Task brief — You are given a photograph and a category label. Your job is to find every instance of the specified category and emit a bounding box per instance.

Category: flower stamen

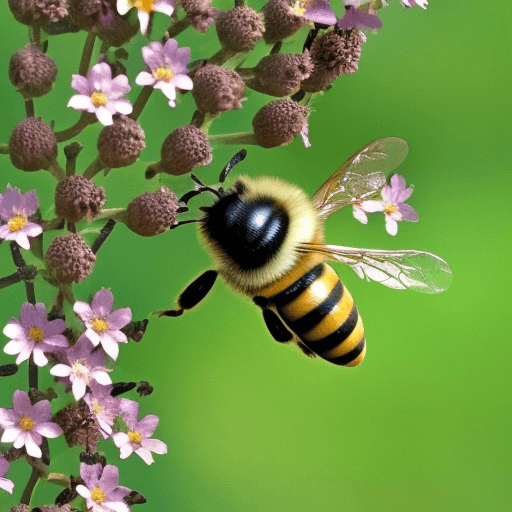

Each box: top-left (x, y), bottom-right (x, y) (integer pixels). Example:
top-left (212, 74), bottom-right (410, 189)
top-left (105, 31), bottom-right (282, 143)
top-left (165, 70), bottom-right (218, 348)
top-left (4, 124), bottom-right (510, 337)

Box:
top-left (18, 415), bottom-right (36, 431)
top-left (384, 203), bottom-right (399, 215)
top-left (90, 486), bottom-right (106, 503)
top-left (129, 0), bottom-right (155, 12)
top-left (8, 215), bottom-right (28, 232)
top-left (91, 91), bottom-right (108, 107)
top-left (92, 318), bottom-right (109, 334)
top-left (29, 326), bottom-right (45, 343)
top-left (153, 66), bottom-right (174, 82)
top-left (128, 430), bottom-right (143, 444)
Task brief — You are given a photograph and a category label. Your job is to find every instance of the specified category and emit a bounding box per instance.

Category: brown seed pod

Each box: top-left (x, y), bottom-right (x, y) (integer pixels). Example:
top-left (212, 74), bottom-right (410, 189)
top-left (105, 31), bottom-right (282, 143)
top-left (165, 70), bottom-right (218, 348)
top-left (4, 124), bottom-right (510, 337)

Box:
top-left (9, 44), bottom-right (58, 100)
top-left (125, 187), bottom-right (179, 236)
top-left (9, 117), bottom-right (58, 172)
top-left (216, 6), bottom-right (265, 53)
top-left (97, 116), bottom-right (146, 168)
top-left (160, 124), bottom-right (213, 176)
top-left (45, 234), bottom-right (96, 283)
top-left (252, 99), bottom-right (310, 148)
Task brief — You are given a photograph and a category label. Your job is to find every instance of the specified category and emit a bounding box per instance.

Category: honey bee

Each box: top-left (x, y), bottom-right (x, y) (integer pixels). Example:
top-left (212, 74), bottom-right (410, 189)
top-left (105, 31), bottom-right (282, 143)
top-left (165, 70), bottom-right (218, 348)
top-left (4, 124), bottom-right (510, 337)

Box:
top-left (159, 138), bottom-right (452, 366)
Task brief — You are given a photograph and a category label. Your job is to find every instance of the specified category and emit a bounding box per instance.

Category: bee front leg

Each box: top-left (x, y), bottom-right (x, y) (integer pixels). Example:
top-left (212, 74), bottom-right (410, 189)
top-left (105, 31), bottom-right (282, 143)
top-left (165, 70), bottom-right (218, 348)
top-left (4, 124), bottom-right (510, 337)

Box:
top-left (157, 270), bottom-right (218, 317)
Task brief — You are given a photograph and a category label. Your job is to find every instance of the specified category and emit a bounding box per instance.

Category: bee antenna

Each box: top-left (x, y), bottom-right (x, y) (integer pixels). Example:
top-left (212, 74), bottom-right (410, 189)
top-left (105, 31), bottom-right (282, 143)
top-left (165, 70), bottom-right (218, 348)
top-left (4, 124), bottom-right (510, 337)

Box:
top-left (218, 149), bottom-right (247, 183)
top-left (170, 219), bottom-right (202, 229)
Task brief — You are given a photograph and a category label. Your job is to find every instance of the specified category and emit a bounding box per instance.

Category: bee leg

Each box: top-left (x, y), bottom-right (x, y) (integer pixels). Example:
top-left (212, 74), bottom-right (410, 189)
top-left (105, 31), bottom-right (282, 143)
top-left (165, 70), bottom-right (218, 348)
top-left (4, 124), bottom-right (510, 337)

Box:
top-left (297, 342), bottom-right (316, 358)
top-left (261, 309), bottom-right (294, 343)
top-left (156, 270), bottom-right (218, 317)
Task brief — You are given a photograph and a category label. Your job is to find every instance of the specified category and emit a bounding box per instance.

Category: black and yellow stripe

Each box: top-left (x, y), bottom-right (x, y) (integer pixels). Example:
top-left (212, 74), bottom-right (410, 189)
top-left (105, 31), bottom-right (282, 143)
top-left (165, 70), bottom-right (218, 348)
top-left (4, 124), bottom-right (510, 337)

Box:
top-left (258, 263), bottom-right (366, 367)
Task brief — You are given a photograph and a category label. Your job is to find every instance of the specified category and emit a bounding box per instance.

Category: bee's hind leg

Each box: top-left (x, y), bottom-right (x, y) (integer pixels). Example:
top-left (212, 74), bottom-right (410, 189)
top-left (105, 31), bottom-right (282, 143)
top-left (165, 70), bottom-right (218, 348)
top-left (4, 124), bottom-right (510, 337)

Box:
top-left (156, 270), bottom-right (218, 317)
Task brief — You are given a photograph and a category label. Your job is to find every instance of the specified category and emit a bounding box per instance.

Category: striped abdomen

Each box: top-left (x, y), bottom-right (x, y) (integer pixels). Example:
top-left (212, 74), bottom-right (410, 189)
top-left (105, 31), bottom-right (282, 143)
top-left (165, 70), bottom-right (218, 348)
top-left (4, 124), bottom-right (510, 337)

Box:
top-left (260, 263), bottom-right (366, 367)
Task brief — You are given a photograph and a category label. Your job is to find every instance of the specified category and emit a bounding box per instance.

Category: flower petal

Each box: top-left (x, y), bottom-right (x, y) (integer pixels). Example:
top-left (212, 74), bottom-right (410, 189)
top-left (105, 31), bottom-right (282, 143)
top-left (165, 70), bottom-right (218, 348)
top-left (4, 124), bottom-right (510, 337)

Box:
top-left (134, 447), bottom-right (155, 464)
top-left (171, 74), bottom-right (193, 91)
top-left (107, 307), bottom-right (132, 330)
top-left (399, 203), bottom-right (419, 222)
top-left (35, 422), bottom-right (63, 438)
top-left (71, 74), bottom-right (91, 95)
top-left (67, 94), bottom-right (94, 111)
top-left (3, 320), bottom-right (25, 340)
top-left (385, 216), bottom-right (398, 236)
top-left (101, 335), bottom-right (119, 360)
top-left (1, 427), bottom-right (21, 443)
top-left (50, 364), bottom-right (72, 377)
top-left (74, 301), bottom-right (94, 322)
top-left (142, 437), bottom-right (168, 455)
top-left (135, 72), bottom-right (156, 87)
top-left (92, 289), bottom-right (114, 317)
top-left (352, 205), bottom-right (368, 224)
top-left (24, 434), bottom-right (42, 458)
top-left (95, 106), bottom-right (114, 126)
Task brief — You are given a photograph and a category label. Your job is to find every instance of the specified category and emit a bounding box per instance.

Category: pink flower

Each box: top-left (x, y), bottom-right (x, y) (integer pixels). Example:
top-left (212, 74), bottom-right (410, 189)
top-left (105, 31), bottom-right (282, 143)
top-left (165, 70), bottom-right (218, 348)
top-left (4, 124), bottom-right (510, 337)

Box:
top-left (84, 384), bottom-right (120, 437)
top-left (3, 302), bottom-right (69, 367)
top-left (67, 63), bottom-right (132, 126)
top-left (401, 0), bottom-right (428, 8)
top-left (0, 185), bottom-right (43, 250)
top-left (77, 463), bottom-right (131, 512)
top-left (50, 338), bottom-right (112, 400)
top-left (73, 289), bottom-right (132, 360)
top-left (360, 174), bottom-right (419, 236)
top-left (113, 399), bottom-right (167, 464)
top-left (288, 0), bottom-right (337, 26)
top-left (0, 455), bottom-right (14, 494)
top-left (135, 39), bottom-right (193, 108)
top-left (117, 0), bottom-right (174, 35)
top-left (337, 3), bottom-right (382, 31)
top-left (0, 390), bottom-right (63, 458)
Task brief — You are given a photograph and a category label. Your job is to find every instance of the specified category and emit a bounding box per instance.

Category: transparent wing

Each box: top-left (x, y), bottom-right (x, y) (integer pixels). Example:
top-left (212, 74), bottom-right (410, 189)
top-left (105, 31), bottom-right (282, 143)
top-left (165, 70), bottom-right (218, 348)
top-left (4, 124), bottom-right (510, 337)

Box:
top-left (297, 243), bottom-right (452, 294)
top-left (312, 137), bottom-right (409, 220)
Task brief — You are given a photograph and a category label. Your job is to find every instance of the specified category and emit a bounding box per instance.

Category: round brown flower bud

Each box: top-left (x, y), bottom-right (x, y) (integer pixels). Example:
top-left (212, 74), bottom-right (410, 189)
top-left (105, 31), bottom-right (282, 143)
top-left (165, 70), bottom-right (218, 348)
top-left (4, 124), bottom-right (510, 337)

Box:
top-left (179, 0), bottom-right (215, 33)
top-left (252, 99), bottom-right (310, 148)
top-left (126, 187), bottom-right (179, 236)
top-left (34, 0), bottom-right (68, 23)
top-left (55, 175), bottom-right (106, 223)
top-left (68, 0), bottom-right (102, 30)
top-left (97, 116), bottom-right (145, 168)
top-left (160, 124), bottom-right (213, 176)
top-left (53, 400), bottom-right (100, 451)
top-left (45, 233), bottom-right (96, 283)
top-left (216, 6), bottom-right (265, 53)
top-left (192, 64), bottom-right (245, 115)
top-left (9, 117), bottom-right (58, 172)
top-left (251, 52), bottom-right (313, 97)
top-left (263, 0), bottom-right (305, 44)
top-left (302, 29), bottom-right (365, 92)
top-left (9, 44), bottom-right (58, 100)
top-left (311, 29), bottom-right (365, 75)
top-left (8, 0), bottom-right (35, 25)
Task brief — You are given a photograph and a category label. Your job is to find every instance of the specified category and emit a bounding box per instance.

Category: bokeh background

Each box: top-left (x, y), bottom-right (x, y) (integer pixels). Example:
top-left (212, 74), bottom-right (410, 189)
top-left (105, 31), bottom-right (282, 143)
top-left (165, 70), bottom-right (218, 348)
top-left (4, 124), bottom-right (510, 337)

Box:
top-left (1, 2), bottom-right (511, 511)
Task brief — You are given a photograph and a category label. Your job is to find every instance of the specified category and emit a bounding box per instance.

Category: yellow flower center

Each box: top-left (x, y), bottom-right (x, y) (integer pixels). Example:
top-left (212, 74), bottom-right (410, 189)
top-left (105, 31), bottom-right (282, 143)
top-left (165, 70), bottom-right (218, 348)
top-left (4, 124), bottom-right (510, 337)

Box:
top-left (92, 318), bottom-right (109, 334)
top-left (384, 203), bottom-right (399, 215)
top-left (71, 359), bottom-right (89, 379)
top-left (92, 398), bottom-right (102, 414)
top-left (8, 215), bottom-right (28, 232)
top-left (91, 91), bottom-right (108, 107)
top-left (289, 0), bottom-right (313, 16)
top-left (90, 487), bottom-right (106, 504)
top-left (153, 66), bottom-right (174, 82)
top-left (18, 415), bottom-right (36, 431)
top-left (129, 0), bottom-right (155, 12)
top-left (29, 326), bottom-right (45, 343)
top-left (128, 430), bottom-right (142, 443)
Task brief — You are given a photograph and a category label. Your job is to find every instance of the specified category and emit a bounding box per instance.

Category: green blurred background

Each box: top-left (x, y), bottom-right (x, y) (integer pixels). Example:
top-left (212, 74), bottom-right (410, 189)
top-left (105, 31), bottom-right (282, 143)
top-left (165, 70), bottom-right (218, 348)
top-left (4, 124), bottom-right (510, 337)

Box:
top-left (1, 1), bottom-right (511, 511)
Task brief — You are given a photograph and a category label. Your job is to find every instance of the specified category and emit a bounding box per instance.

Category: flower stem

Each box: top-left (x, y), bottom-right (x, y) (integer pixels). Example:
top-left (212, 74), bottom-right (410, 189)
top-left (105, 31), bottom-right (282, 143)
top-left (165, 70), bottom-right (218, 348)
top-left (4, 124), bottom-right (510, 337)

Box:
top-left (64, 142), bottom-right (83, 176)
top-left (25, 99), bottom-right (35, 118)
top-left (55, 112), bottom-right (96, 143)
top-left (164, 17), bottom-right (191, 40)
top-left (209, 132), bottom-right (259, 146)
top-left (79, 33), bottom-right (96, 76)
top-left (46, 160), bottom-right (66, 181)
top-left (83, 156), bottom-right (105, 179)
top-left (20, 467), bottom-right (40, 505)
top-left (0, 143), bottom-right (8, 154)
top-left (130, 86), bottom-right (154, 121)
top-left (95, 208), bottom-right (126, 221)
top-left (92, 219), bottom-right (117, 254)
top-left (208, 47), bottom-right (237, 66)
